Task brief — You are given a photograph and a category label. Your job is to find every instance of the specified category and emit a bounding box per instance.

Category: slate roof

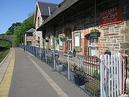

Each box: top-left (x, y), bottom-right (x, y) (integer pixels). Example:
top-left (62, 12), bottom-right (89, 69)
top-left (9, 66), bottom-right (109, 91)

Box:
top-left (37, 0), bottom-right (79, 31)
top-left (38, 1), bottom-right (58, 16)
top-left (26, 28), bottom-right (35, 33)
top-left (42, 0), bottom-right (79, 25)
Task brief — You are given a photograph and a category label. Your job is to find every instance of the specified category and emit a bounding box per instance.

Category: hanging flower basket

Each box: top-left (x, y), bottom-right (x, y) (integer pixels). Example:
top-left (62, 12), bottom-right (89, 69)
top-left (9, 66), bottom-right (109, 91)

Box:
top-left (90, 29), bottom-right (100, 38)
top-left (56, 38), bottom-right (59, 44)
top-left (90, 29), bottom-right (99, 33)
top-left (59, 36), bottom-right (65, 42)
top-left (45, 37), bottom-right (49, 42)
top-left (73, 66), bottom-right (85, 86)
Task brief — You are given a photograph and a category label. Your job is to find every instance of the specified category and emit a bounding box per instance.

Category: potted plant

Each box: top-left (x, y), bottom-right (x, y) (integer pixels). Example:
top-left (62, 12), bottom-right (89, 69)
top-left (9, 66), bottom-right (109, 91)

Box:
top-left (59, 35), bottom-right (65, 42)
top-left (62, 62), bottom-right (68, 71)
top-left (55, 37), bottom-right (59, 43)
top-left (74, 66), bottom-right (85, 86)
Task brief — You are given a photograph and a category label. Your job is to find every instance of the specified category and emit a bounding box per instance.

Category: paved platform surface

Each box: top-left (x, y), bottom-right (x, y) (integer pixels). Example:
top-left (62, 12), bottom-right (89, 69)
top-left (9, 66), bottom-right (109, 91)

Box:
top-left (8, 48), bottom-right (89, 97)
top-left (0, 49), bottom-right (11, 84)
top-left (0, 48), bottom-right (15, 97)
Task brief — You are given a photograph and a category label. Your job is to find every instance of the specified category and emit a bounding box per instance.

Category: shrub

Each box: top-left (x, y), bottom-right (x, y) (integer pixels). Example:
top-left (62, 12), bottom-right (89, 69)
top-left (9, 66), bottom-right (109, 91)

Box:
top-left (93, 70), bottom-right (99, 79)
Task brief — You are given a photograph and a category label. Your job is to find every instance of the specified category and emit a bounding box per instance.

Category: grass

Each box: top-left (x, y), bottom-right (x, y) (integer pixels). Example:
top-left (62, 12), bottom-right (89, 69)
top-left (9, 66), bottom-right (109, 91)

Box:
top-left (0, 49), bottom-right (9, 63)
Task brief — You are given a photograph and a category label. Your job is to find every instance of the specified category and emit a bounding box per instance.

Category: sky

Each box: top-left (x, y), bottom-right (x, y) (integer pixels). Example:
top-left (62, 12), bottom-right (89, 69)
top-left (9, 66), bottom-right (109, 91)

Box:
top-left (0, 0), bottom-right (63, 34)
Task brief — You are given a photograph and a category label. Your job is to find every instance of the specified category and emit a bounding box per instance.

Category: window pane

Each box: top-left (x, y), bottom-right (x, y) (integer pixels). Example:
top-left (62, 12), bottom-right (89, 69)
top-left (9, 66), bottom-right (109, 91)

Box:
top-left (75, 36), bottom-right (80, 46)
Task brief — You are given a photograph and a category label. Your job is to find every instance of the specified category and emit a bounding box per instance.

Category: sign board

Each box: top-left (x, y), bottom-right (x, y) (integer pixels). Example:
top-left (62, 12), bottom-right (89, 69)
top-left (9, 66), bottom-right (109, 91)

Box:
top-left (99, 7), bottom-right (122, 26)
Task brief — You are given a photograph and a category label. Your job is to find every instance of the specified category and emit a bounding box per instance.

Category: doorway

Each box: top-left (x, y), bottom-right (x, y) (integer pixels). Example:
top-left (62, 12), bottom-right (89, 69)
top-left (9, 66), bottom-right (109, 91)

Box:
top-left (65, 28), bottom-right (72, 52)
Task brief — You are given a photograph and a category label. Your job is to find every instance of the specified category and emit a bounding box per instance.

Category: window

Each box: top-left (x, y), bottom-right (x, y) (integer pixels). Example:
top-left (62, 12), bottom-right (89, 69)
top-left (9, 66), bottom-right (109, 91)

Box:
top-left (74, 32), bottom-right (81, 51)
top-left (27, 41), bottom-right (32, 45)
top-left (89, 38), bottom-right (98, 46)
top-left (88, 30), bottom-right (100, 56)
top-left (59, 35), bottom-right (64, 49)
top-left (50, 36), bottom-right (55, 49)
top-left (38, 17), bottom-right (40, 27)
top-left (50, 36), bottom-right (53, 46)
top-left (89, 37), bottom-right (98, 56)
top-left (37, 37), bottom-right (40, 47)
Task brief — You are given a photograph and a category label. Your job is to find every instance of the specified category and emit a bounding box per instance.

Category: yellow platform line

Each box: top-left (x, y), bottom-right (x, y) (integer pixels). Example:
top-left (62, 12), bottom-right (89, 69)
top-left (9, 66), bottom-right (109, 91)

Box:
top-left (0, 49), bottom-right (15, 97)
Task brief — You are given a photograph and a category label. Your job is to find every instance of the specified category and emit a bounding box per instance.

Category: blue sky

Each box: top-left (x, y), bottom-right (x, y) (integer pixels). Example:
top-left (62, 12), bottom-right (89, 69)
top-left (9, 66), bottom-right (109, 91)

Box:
top-left (0, 0), bottom-right (63, 34)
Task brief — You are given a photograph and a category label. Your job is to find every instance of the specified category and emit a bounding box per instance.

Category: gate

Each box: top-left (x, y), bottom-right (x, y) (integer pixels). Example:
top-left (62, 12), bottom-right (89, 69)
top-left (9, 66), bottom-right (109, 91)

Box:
top-left (100, 54), bottom-right (127, 97)
top-left (83, 56), bottom-right (100, 96)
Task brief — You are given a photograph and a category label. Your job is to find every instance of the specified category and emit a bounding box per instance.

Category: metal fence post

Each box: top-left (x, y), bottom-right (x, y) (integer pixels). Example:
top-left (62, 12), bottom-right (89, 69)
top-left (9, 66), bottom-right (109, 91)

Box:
top-left (100, 55), bottom-right (106, 97)
top-left (53, 51), bottom-right (56, 70)
top-left (45, 49), bottom-right (47, 63)
top-left (68, 53), bottom-right (70, 80)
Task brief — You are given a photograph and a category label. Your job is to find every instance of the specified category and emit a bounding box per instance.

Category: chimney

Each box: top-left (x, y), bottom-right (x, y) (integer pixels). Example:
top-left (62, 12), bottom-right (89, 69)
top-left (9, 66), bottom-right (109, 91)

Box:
top-left (48, 7), bottom-right (51, 16)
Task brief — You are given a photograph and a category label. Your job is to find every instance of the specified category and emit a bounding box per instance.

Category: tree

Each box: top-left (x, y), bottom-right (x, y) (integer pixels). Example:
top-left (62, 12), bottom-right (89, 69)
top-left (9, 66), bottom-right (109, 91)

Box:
top-left (6, 15), bottom-right (34, 46)
top-left (0, 40), bottom-right (11, 48)
top-left (6, 22), bottom-right (21, 35)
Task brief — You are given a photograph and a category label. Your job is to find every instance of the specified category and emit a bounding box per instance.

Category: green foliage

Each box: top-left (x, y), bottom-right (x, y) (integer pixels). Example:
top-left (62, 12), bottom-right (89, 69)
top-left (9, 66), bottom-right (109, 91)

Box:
top-left (0, 48), bottom-right (9, 62)
top-left (0, 40), bottom-right (11, 48)
top-left (14, 16), bottom-right (34, 46)
top-left (63, 63), bottom-right (68, 71)
top-left (93, 70), bottom-right (99, 79)
top-left (73, 65), bottom-right (85, 76)
top-left (6, 22), bottom-right (21, 35)
top-left (59, 36), bottom-right (65, 42)
top-left (5, 15), bottom-right (34, 46)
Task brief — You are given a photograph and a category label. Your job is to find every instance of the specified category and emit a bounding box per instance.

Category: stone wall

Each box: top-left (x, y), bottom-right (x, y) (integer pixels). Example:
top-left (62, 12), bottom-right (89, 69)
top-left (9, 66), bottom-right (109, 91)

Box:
top-left (99, 22), bottom-right (126, 53)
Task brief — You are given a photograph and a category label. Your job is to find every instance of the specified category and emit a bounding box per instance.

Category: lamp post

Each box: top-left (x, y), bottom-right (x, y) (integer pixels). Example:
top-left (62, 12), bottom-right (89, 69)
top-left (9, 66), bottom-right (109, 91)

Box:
top-left (53, 26), bottom-right (56, 71)
top-left (24, 32), bottom-right (27, 51)
top-left (67, 38), bottom-right (72, 80)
